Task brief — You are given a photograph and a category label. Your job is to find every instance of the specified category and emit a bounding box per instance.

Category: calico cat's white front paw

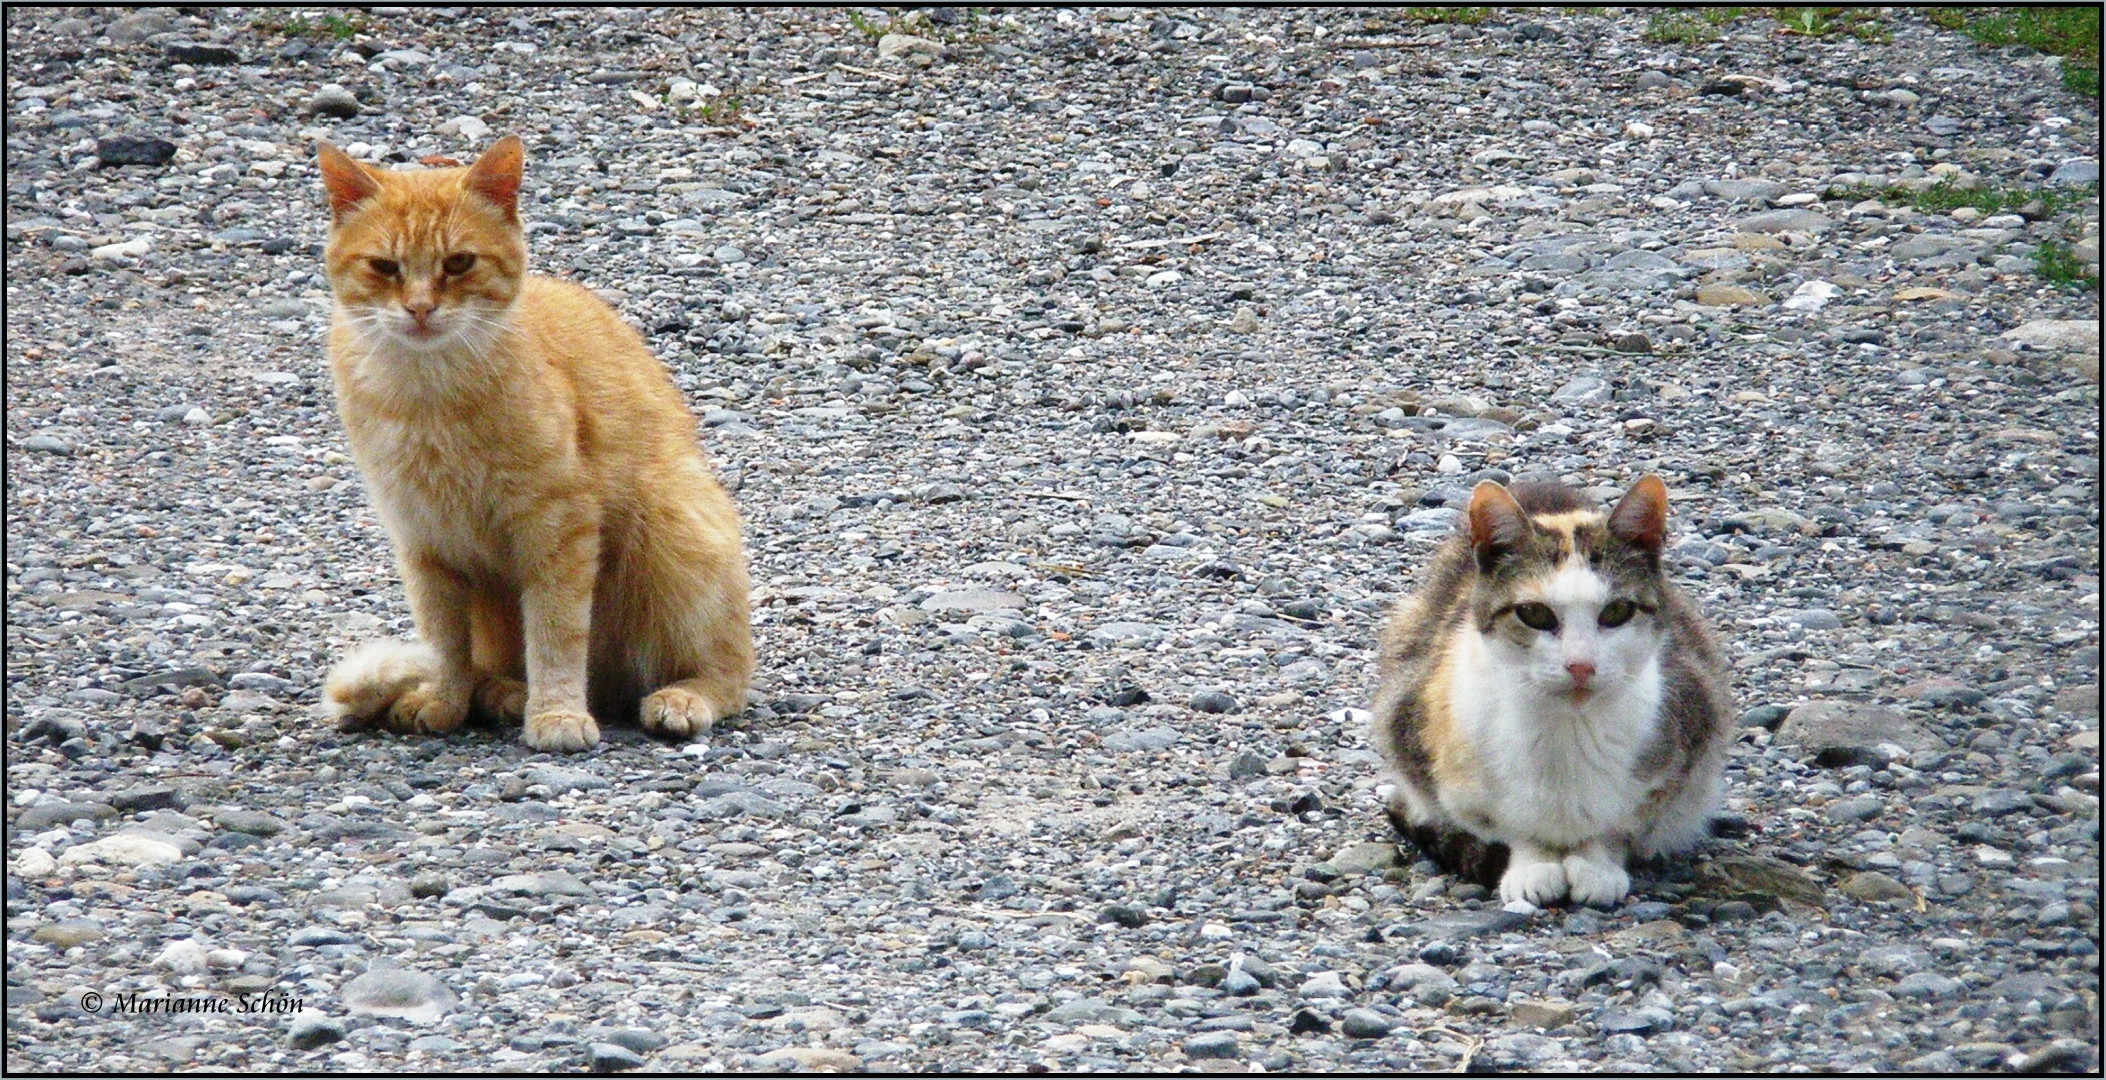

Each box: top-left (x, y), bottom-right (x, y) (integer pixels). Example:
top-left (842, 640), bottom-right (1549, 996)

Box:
top-left (1563, 852), bottom-right (1631, 908)
top-left (1499, 846), bottom-right (1570, 906)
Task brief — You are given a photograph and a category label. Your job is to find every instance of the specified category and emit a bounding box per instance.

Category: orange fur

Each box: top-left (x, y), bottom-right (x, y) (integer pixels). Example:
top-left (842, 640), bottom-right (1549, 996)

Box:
top-left (317, 137), bottom-right (752, 752)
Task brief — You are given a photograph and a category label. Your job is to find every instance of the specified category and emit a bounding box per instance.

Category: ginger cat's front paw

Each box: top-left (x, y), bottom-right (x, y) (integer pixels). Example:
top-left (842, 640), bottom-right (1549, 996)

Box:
top-left (387, 684), bottom-right (470, 735)
top-left (524, 709), bottom-right (599, 752)
top-left (474, 676), bottom-right (528, 723)
top-left (641, 685), bottom-right (718, 741)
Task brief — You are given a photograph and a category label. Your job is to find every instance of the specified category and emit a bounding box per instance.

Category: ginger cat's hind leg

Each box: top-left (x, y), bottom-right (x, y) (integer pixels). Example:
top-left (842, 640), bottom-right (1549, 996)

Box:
top-left (473, 676), bottom-right (527, 723)
top-left (467, 587), bottom-right (527, 724)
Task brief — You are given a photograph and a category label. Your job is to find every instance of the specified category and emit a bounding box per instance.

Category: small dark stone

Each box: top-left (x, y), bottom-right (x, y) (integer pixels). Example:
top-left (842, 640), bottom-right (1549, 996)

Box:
top-left (287, 1014), bottom-right (345, 1050)
top-left (1185, 1031), bottom-right (1242, 1059)
top-left (95, 136), bottom-right (178, 167)
top-left (1340, 1008), bottom-right (1394, 1038)
top-left (1100, 685), bottom-right (1149, 707)
top-left (1700, 81), bottom-right (1744, 97)
top-left (1418, 940), bottom-right (1462, 966)
top-left (108, 784), bottom-right (183, 813)
top-left (1289, 1007), bottom-right (1332, 1034)
top-left (587, 1042), bottom-right (646, 1072)
top-left (1737, 704), bottom-right (1789, 730)
top-left (1190, 689), bottom-right (1239, 714)
top-left (1097, 904), bottom-right (1148, 929)
top-left (165, 41), bottom-right (241, 64)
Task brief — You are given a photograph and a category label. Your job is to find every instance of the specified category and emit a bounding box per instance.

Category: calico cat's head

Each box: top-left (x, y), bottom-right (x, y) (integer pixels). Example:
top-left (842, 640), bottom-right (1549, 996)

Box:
top-left (317, 136), bottom-right (528, 354)
top-left (1463, 475), bottom-right (1672, 702)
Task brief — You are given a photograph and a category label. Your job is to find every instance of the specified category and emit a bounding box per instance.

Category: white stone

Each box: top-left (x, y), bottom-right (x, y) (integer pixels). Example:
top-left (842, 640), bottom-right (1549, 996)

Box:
top-left (876, 32), bottom-right (943, 62)
top-left (15, 848), bottom-right (56, 878)
top-left (2002, 319), bottom-right (2099, 353)
top-left (90, 236), bottom-right (151, 260)
top-left (155, 939), bottom-right (211, 975)
top-left (58, 833), bottom-right (185, 868)
top-left (1781, 280), bottom-right (1840, 312)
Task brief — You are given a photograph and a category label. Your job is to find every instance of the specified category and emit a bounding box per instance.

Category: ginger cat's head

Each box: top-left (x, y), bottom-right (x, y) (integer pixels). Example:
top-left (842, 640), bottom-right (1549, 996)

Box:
top-left (317, 136), bottom-right (528, 354)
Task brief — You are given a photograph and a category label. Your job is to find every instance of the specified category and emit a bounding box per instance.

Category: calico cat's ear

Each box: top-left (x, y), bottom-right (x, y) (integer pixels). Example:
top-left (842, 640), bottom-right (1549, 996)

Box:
top-left (317, 141), bottom-right (382, 220)
top-left (1467, 481), bottom-right (1531, 569)
top-left (465, 135), bottom-right (526, 220)
top-left (1607, 473), bottom-right (1669, 556)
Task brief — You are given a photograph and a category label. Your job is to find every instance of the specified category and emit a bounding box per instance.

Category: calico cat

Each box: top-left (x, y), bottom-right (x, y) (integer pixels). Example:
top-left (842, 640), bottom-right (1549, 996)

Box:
top-left (1369, 475), bottom-right (1732, 907)
top-left (316, 135), bottom-right (752, 752)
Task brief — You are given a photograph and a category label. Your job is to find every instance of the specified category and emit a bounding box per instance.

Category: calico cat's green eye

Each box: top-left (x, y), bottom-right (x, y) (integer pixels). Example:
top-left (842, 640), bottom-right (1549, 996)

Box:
top-left (1598, 599), bottom-right (1636, 628)
top-left (1513, 603), bottom-right (1559, 632)
top-left (442, 253), bottom-right (476, 276)
top-left (367, 258), bottom-right (400, 277)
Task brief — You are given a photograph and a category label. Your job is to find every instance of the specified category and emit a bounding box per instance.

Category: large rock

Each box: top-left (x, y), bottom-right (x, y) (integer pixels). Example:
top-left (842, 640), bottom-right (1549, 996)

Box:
top-left (1694, 284), bottom-right (1768, 308)
top-left (107, 11), bottom-right (175, 43)
top-left (918, 589), bottom-right (1024, 614)
top-left (876, 33), bottom-right (944, 64)
top-left (1736, 208), bottom-right (1835, 234)
top-left (95, 136), bottom-right (178, 167)
top-left (2002, 319), bottom-right (2099, 367)
top-left (1775, 700), bottom-right (1942, 766)
top-left (341, 964), bottom-right (458, 1025)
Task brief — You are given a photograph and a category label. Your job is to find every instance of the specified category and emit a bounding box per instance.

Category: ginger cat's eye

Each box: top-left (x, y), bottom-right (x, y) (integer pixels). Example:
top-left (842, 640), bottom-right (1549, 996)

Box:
top-left (368, 258), bottom-right (400, 277)
top-left (442, 253), bottom-right (476, 276)
top-left (1598, 599), bottom-right (1637, 628)
top-left (1513, 603), bottom-right (1559, 632)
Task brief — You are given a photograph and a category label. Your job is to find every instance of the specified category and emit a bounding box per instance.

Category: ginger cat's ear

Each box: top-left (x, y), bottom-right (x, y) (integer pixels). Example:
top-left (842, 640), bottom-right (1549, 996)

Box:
top-left (317, 141), bottom-right (381, 219)
top-left (1607, 474), bottom-right (1669, 556)
top-left (1467, 481), bottom-right (1530, 570)
top-left (465, 135), bottom-right (525, 220)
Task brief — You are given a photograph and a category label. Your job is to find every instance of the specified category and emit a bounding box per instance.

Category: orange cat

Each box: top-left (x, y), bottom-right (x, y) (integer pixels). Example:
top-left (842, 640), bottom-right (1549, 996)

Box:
top-left (316, 135), bottom-right (752, 752)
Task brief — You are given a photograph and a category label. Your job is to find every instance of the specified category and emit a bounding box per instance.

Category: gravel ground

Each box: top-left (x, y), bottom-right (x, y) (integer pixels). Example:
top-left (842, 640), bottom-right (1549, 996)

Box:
top-left (5, 6), bottom-right (2100, 1073)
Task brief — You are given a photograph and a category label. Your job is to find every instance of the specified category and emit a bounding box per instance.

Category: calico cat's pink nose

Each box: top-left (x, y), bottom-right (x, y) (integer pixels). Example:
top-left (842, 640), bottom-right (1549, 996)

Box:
top-left (1565, 660), bottom-right (1595, 687)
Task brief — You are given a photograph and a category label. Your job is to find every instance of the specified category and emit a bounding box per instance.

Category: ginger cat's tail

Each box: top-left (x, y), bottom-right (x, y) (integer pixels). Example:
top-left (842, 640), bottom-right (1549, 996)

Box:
top-left (324, 639), bottom-right (435, 727)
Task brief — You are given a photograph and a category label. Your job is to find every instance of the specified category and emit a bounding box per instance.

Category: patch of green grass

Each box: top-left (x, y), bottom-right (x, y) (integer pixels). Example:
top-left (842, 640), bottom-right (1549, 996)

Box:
top-left (1925, 7), bottom-right (2101, 98)
top-left (694, 96), bottom-right (743, 125)
top-left (845, 10), bottom-right (889, 40)
top-left (1645, 13), bottom-right (1720, 45)
top-left (321, 13), bottom-right (363, 40)
top-left (2033, 240), bottom-right (2102, 292)
top-left (1834, 177), bottom-right (2100, 218)
top-left (1400, 7), bottom-right (1492, 25)
top-left (1774, 7), bottom-right (1887, 42)
top-left (253, 11), bottom-right (366, 41)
